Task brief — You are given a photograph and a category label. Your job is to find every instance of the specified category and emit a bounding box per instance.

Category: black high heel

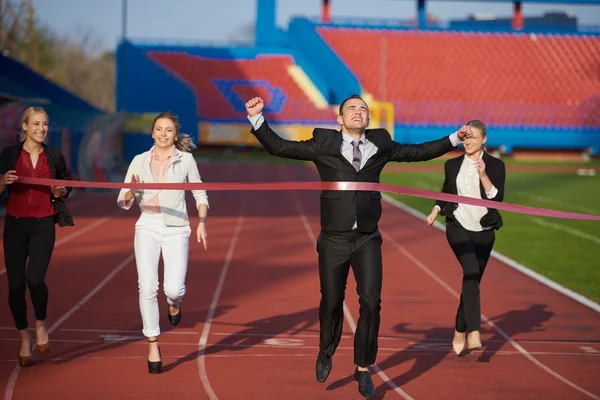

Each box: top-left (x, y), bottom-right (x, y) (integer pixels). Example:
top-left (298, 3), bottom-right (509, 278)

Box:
top-left (147, 338), bottom-right (162, 374)
top-left (168, 304), bottom-right (182, 326)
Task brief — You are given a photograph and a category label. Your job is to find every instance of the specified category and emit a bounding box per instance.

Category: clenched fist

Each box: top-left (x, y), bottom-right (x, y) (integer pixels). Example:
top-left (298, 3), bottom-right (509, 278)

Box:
top-left (245, 97), bottom-right (264, 117)
top-left (457, 125), bottom-right (471, 141)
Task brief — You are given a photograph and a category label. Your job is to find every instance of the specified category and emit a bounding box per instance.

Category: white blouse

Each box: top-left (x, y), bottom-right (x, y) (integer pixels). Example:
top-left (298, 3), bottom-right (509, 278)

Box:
top-left (436, 151), bottom-right (498, 232)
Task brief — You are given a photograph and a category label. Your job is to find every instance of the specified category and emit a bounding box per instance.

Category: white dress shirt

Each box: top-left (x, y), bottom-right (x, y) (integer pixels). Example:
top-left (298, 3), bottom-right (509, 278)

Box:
top-left (248, 112), bottom-right (462, 229)
top-left (434, 151), bottom-right (498, 232)
top-left (339, 131), bottom-right (377, 169)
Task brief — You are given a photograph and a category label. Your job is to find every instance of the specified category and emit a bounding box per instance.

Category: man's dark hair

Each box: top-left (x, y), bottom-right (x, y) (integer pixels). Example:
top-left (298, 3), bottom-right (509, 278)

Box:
top-left (338, 94), bottom-right (367, 116)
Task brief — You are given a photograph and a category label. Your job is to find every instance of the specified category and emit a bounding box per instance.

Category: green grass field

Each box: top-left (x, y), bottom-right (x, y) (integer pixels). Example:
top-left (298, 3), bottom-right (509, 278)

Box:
top-left (380, 162), bottom-right (600, 303)
top-left (194, 149), bottom-right (600, 304)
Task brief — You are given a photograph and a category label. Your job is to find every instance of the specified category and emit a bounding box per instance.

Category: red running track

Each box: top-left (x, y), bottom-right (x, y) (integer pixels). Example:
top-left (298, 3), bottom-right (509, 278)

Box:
top-left (0, 161), bottom-right (598, 400)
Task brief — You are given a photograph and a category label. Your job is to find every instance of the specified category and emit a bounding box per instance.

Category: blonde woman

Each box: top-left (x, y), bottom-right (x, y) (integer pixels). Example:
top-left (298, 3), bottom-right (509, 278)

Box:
top-left (426, 120), bottom-right (505, 355)
top-left (0, 106), bottom-right (74, 368)
top-left (117, 111), bottom-right (209, 374)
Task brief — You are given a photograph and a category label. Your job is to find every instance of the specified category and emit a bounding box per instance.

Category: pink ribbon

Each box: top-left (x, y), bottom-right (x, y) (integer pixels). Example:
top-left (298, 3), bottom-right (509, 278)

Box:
top-left (3, 175), bottom-right (599, 221)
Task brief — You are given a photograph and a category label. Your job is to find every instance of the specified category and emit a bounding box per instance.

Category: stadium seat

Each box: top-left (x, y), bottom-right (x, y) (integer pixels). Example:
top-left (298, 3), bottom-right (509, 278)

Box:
top-left (317, 27), bottom-right (600, 127)
top-left (146, 51), bottom-right (333, 123)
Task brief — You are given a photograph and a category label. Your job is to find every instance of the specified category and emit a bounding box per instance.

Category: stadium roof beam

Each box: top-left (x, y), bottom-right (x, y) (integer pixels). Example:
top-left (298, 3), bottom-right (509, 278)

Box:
top-left (322, 0), bottom-right (331, 23)
top-left (320, 0), bottom-right (600, 30)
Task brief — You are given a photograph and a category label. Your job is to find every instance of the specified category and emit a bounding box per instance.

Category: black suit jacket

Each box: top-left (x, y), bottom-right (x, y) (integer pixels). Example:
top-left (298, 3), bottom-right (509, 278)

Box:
top-left (0, 141), bottom-right (74, 227)
top-left (434, 152), bottom-right (505, 230)
top-left (251, 120), bottom-right (456, 233)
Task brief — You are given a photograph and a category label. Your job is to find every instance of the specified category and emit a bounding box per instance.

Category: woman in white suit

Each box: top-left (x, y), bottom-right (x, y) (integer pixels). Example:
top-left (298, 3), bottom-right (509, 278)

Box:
top-left (117, 111), bottom-right (209, 374)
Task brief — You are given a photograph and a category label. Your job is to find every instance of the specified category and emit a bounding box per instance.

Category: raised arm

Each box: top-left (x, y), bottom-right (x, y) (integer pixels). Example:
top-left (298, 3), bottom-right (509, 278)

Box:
top-left (390, 126), bottom-right (469, 163)
top-left (390, 133), bottom-right (459, 162)
top-left (246, 97), bottom-right (316, 161)
top-left (477, 158), bottom-right (505, 203)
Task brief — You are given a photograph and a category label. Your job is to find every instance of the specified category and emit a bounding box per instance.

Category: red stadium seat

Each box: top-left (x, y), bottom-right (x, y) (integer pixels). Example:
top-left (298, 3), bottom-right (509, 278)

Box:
top-left (146, 51), bottom-right (332, 123)
top-left (317, 27), bottom-right (600, 127)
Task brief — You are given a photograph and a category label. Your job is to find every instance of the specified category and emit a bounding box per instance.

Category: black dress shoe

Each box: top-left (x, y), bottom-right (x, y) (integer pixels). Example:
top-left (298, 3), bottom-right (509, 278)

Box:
top-left (354, 367), bottom-right (375, 398)
top-left (315, 353), bottom-right (332, 382)
top-left (168, 305), bottom-right (182, 326)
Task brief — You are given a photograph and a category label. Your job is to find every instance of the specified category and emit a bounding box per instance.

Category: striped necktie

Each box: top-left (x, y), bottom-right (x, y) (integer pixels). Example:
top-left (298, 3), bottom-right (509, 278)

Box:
top-left (352, 140), bottom-right (362, 172)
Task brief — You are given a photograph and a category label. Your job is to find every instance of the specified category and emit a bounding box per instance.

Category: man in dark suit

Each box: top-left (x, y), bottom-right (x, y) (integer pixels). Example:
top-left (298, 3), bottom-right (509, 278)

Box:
top-left (245, 95), bottom-right (469, 398)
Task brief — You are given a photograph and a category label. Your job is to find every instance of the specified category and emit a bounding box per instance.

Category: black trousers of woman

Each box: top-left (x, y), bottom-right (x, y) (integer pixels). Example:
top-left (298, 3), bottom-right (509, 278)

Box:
top-left (445, 220), bottom-right (495, 333)
top-left (3, 215), bottom-right (56, 330)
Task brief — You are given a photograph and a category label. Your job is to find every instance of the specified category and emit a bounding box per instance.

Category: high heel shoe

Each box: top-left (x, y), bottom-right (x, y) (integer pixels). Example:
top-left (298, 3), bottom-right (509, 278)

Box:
top-left (36, 342), bottom-right (50, 356)
top-left (18, 355), bottom-right (32, 368)
top-left (467, 331), bottom-right (482, 350)
top-left (36, 322), bottom-right (50, 356)
top-left (452, 331), bottom-right (466, 355)
top-left (167, 304), bottom-right (182, 326)
top-left (19, 338), bottom-right (32, 367)
top-left (148, 339), bottom-right (162, 374)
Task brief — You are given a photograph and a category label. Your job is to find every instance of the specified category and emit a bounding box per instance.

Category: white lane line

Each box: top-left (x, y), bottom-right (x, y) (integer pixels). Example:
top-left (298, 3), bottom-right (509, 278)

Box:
top-left (57, 328), bottom-right (199, 335)
top-left (3, 253), bottom-right (135, 400)
top-left (0, 338), bottom-right (595, 357)
top-left (197, 202), bottom-right (247, 400)
top-left (580, 346), bottom-right (599, 354)
top-left (206, 331), bottom-right (600, 345)
top-left (531, 217), bottom-right (600, 245)
top-left (293, 194), bottom-right (415, 400)
top-left (380, 229), bottom-right (600, 400)
top-left (0, 210), bottom-right (120, 276)
top-left (3, 327), bottom-right (597, 346)
top-left (513, 191), bottom-right (599, 215)
top-left (381, 194), bottom-right (600, 313)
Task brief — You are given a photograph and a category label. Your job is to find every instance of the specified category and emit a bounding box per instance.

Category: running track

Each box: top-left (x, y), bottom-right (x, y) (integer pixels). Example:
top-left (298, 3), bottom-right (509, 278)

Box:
top-left (0, 161), bottom-right (598, 400)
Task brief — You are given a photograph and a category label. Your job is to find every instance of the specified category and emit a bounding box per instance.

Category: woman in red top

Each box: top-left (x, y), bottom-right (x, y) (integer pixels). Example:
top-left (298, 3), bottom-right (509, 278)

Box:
top-left (0, 106), bottom-right (74, 368)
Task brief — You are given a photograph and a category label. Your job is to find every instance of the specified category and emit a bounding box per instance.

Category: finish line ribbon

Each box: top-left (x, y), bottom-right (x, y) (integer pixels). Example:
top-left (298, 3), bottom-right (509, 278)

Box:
top-left (3, 175), bottom-right (600, 221)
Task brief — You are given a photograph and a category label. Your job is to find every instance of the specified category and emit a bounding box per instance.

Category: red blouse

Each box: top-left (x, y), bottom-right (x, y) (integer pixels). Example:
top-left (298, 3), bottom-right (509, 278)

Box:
top-left (5, 148), bottom-right (56, 218)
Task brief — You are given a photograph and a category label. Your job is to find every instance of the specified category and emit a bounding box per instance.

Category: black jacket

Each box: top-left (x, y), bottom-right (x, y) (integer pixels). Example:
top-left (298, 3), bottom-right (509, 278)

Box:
top-left (251, 120), bottom-right (456, 233)
top-left (0, 141), bottom-right (74, 227)
top-left (434, 152), bottom-right (505, 230)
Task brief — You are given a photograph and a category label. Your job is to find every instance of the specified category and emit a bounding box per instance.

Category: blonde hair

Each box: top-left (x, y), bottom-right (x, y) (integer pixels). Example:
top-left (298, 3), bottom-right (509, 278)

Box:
top-left (152, 111), bottom-right (196, 152)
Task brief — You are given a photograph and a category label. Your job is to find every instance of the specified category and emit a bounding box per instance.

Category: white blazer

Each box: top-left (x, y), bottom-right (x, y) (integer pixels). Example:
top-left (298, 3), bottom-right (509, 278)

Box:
top-left (117, 147), bottom-right (209, 226)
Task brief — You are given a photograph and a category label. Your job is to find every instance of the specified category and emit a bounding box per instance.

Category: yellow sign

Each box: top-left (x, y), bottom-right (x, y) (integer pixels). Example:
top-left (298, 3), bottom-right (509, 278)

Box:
top-left (124, 113), bottom-right (157, 132)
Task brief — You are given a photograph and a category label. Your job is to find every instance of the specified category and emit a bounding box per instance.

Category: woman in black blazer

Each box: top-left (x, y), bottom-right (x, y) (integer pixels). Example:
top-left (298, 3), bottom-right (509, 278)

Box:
top-left (0, 106), bottom-right (74, 367)
top-left (425, 120), bottom-right (505, 355)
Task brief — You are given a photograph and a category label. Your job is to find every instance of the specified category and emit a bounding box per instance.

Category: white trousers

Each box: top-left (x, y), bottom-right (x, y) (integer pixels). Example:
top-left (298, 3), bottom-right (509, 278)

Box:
top-left (134, 213), bottom-right (191, 337)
